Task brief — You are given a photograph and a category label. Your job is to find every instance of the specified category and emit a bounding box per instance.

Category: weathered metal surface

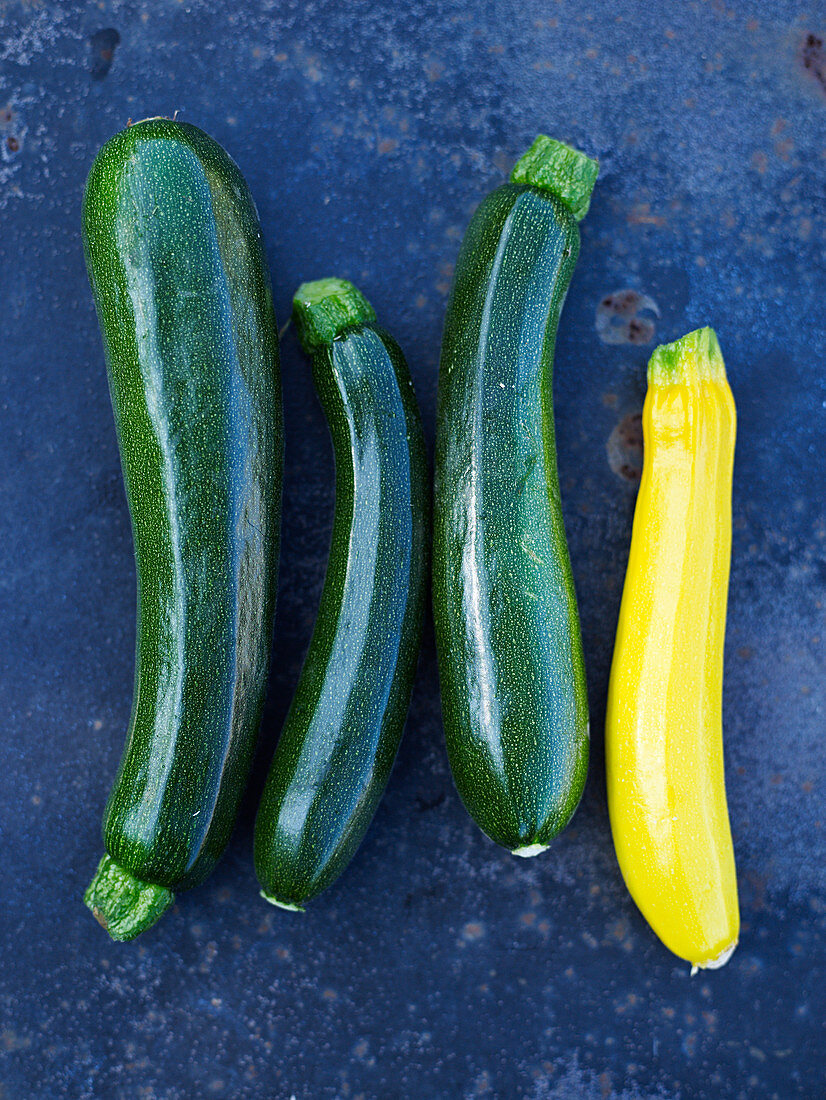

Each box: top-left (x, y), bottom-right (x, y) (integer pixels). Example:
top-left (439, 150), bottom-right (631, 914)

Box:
top-left (0, 1), bottom-right (823, 1096)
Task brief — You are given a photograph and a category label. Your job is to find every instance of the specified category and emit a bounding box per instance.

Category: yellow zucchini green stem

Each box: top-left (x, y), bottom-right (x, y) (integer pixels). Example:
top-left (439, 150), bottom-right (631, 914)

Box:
top-left (510, 135), bottom-right (599, 221)
top-left (606, 325), bottom-right (738, 970)
top-left (83, 855), bottom-right (174, 941)
top-left (648, 326), bottom-right (726, 386)
top-left (292, 278), bottom-right (377, 351)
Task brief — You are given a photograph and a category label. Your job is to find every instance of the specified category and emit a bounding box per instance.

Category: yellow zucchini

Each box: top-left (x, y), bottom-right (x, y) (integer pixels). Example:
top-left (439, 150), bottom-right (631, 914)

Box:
top-left (605, 327), bottom-right (739, 971)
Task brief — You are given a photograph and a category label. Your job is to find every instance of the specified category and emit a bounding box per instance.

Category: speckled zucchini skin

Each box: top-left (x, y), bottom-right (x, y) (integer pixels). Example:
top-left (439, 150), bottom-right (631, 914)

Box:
top-left (83, 120), bottom-right (282, 895)
top-left (433, 180), bottom-right (590, 853)
top-left (254, 286), bottom-right (428, 909)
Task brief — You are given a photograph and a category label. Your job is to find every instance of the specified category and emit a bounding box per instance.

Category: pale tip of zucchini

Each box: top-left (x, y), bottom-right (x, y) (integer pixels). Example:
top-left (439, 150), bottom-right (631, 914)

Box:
top-left (511, 843), bottom-right (550, 858)
top-left (510, 135), bottom-right (599, 221)
top-left (690, 939), bottom-right (738, 976)
top-left (259, 889), bottom-right (305, 913)
top-left (292, 277), bottom-right (377, 352)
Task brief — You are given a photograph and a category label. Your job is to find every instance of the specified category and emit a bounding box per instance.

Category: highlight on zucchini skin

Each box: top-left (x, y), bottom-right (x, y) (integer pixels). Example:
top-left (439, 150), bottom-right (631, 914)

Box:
top-left (433, 136), bottom-right (597, 855)
top-left (82, 118), bottom-right (283, 940)
top-left (254, 278), bottom-right (429, 911)
top-left (605, 327), bottom-right (739, 971)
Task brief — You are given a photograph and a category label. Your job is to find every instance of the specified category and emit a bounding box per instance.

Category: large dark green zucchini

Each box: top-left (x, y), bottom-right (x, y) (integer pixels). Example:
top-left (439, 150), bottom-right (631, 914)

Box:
top-left (433, 136), bottom-right (597, 855)
top-left (254, 278), bottom-right (428, 910)
top-left (82, 118), bottom-right (283, 940)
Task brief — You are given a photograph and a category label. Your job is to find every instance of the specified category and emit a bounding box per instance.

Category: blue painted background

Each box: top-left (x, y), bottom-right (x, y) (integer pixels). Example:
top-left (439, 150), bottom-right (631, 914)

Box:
top-left (1, 1), bottom-right (824, 1096)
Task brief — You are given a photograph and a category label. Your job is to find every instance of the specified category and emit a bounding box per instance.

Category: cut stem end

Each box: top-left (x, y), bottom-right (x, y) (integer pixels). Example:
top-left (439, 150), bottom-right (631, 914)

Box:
top-left (647, 326), bottom-right (726, 387)
top-left (510, 135), bottom-right (599, 221)
top-left (84, 854), bottom-right (174, 942)
top-left (292, 278), bottom-right (376, 353)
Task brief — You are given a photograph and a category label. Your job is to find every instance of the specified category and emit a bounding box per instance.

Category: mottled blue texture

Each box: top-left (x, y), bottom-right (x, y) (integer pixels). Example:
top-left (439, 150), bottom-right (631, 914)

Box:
top-left (0, 1), bottom-right (824, 1097)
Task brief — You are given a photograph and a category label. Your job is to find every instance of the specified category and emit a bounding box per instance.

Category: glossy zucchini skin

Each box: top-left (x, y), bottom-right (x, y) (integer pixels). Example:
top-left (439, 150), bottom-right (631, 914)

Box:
top-left (82, 119), bottom-right (282, 938)
top-left (254, 279), bottom-right (428, 910)
top-left (606, 329), bottom-right (739, 970)
top-left (433, 141), bottom-right (595, 854)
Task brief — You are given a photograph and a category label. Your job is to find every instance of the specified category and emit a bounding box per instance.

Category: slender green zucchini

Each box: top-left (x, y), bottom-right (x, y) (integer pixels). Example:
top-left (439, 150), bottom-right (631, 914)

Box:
top-left (82, 118), bottom-right (283, 940)
top-left (433, 136), bottom-right (597, 854)
top-left (254, 278), bottom-right (428, 910)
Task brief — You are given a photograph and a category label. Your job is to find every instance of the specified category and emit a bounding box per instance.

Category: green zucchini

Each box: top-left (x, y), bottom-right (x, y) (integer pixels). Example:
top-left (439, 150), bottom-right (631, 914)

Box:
top-left (433, 136), bottom-right (597, 854)
top-left (82, 118), bottom-right (283, 940)
top-left (254, 278), bottom-right (428, 910)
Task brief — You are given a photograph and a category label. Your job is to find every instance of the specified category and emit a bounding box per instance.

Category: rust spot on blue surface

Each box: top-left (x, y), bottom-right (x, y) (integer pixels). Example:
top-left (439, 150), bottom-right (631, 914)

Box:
top-left (90, 28), bottom-right (121, 80)
top-left (607, 411), bottom-right (644, 483)
top-left (596, 289), bottom-right (659, 345)
top-left (801, 33), bottom-right (826, 95)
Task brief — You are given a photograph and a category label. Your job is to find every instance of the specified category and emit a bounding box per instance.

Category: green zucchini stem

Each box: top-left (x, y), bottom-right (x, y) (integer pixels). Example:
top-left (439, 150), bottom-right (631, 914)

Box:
top-left (647, 326), bottom-right (727, 387)
top-left (510, 135), bottom-right (599, 222)
top-left (84, 854), bottom-right (174, 942)
top-left (292, 277), bottom-right (377, 352)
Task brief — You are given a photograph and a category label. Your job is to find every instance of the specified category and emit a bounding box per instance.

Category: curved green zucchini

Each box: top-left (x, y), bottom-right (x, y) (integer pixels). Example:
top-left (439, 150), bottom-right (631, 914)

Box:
top-left (82, 118), bottom-right (283, 940)
top-left (254, 278), bottom-right (429, 910)
top-left (433, 136), bottom-right (597, 854)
